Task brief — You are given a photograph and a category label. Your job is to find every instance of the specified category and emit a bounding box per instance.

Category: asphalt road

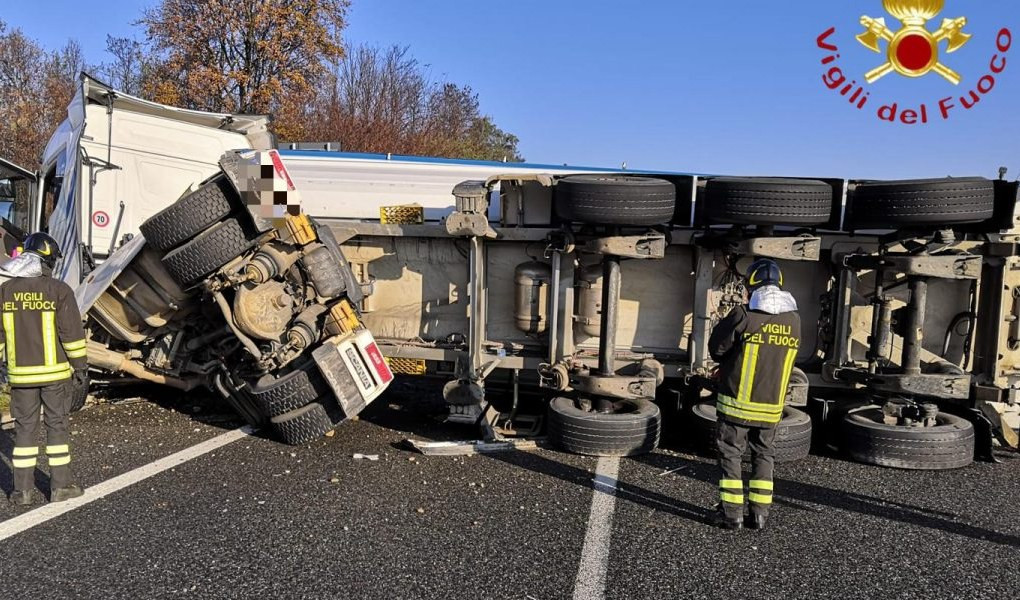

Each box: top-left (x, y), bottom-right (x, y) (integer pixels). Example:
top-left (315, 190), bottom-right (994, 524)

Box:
top-left (1, 387), bottom-right (1018, 600)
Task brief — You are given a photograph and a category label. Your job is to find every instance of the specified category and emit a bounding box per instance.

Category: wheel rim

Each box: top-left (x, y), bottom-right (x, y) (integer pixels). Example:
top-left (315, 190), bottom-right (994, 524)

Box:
top-left (849, 405), bottom-right (962, 429)
top-left (575, 397), bottom-right (641, 415)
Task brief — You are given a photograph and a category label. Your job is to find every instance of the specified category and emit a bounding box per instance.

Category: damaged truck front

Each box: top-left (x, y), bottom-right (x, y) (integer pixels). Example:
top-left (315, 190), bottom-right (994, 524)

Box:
top-left (1, 76), bottom-right (392, 443)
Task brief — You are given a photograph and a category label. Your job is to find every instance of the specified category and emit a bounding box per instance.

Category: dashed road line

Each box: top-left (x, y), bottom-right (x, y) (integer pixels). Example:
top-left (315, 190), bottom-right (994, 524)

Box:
top-left (573, 456), bottom-right (621, 600)
top-left (0, 425), bottom-right (256, 542)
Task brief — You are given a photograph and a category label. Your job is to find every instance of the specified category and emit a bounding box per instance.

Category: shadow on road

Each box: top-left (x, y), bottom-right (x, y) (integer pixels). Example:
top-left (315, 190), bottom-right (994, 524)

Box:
top-left (0, 385), bottom-right (250, 497)
top-left (633, 451), bottom-right (1020, 549)
top-left (483, 450), bottom-right (713, 526)
top-left (376, 381), bottom-right (1020, 550)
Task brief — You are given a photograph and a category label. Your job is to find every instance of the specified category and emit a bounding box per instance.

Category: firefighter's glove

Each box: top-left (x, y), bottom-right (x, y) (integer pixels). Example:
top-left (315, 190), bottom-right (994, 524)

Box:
top-left (72, 369), bottom-right (89, 388)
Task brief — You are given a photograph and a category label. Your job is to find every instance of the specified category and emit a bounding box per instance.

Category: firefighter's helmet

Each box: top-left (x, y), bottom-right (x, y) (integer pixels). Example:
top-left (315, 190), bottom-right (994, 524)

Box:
top-left (746, 258), bottom-right (783, 290)
top-left (22, 232), bottom-right (63, 267)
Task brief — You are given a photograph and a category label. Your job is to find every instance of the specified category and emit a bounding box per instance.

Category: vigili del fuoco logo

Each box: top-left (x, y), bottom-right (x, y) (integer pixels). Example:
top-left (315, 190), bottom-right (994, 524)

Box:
top-left (817, 0), bottom-right (1012, 124)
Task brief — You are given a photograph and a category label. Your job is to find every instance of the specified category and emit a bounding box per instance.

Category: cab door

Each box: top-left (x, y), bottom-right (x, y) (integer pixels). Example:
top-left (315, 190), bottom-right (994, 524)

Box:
top-left (0, 157), bottom-right (36, 257)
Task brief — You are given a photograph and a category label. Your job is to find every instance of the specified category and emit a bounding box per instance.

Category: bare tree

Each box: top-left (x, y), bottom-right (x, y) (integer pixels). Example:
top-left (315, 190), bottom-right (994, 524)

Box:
top-left (308, 44), bottom-right (523, 161)
top-left (1, 12), bottom-right (522, 166)
top-left (0, 20), bottom-right (84, 167)
top-left (96, 36), bottom-right (149, 96)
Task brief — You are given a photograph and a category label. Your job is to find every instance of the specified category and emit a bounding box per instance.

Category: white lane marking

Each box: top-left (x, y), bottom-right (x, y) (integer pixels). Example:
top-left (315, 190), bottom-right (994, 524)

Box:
top-left (0, 425), bottom-right (256, 542)
top-left (573, 456), bottom-right (621, 600)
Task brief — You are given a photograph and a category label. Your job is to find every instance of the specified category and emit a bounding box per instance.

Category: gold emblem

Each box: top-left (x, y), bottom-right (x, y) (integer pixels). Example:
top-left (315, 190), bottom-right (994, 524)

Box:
top-left (857, 0), bottom-right (971, 84)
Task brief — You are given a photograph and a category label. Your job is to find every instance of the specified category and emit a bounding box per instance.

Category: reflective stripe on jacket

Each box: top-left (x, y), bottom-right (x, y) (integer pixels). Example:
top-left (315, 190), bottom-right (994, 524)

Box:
top-left (0, 276), bottom-right (87, 387)
top-left (708, 305), bottom-right (801, 427)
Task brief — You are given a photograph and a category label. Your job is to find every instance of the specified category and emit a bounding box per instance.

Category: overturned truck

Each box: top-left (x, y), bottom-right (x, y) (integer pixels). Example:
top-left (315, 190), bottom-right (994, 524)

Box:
top-left (1, 78), bottom-right (393, 445)
top-left (3, 76), bottom-right (1019, 468)
top-left (83, 150), bottom-right (393, 445)
top-left (337, 171), bottom-right (1018, 469)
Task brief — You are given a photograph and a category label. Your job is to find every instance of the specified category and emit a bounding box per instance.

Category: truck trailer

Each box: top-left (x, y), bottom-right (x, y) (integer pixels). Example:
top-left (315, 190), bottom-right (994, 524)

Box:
top-left (2, 75), bottom-right (1018, 468)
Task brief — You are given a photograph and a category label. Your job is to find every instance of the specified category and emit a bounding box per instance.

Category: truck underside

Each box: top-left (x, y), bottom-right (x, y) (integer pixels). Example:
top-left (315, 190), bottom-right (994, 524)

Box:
top-left (322, 173), bottom-right (1020, 467)
top-left (4, 77), bottom-right (1018, 468)
top-left (77, 152), bottom-right (392, 444)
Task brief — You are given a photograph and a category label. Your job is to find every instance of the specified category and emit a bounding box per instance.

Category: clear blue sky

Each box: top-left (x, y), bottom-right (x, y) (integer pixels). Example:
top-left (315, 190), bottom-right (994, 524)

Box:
top-left (4, 1), bottom-right (1018, 178)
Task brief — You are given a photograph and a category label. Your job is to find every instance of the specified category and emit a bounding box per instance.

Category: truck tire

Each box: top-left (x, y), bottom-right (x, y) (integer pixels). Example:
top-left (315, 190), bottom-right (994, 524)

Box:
top-left (704, 178), bottom-right (832, 226)
top-left (250, 362), bottom-right (330, 418)
top-left (555, 175), bottom-right (676, 226)
top-left (270, 401), bottom-right (342, 445)
top-left (689, 403), bottom-right (812, 463)
top-left (847, 177), bottom-right (994, 229)
top-left (840, 405), bottom-right (974, 470)
top-left (786, 367), bottom-right (809, 408)
top-left (69, 374), bottom-right (90, 413)
top-left (139, 177), bottom-right (236, 252)
top-left (547, 396), bottom-right (660, 456)
top-left (301, 246), bottom-right (347, 299)
top-left (162, 218), bottom-right (256, 287)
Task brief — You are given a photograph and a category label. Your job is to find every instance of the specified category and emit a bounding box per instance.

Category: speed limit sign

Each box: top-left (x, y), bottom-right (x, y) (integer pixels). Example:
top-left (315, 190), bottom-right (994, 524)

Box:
top-left (92, 211), bottom-right (110, 228)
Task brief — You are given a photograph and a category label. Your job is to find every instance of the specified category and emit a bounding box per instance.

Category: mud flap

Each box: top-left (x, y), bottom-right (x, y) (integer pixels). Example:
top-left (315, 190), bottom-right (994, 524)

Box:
top-left (940, 404), bottom-right (1000, 463)
top-left (312, 330), bottom-right (393, 421)
top-left (965, 408), bottom-right (1000, 463)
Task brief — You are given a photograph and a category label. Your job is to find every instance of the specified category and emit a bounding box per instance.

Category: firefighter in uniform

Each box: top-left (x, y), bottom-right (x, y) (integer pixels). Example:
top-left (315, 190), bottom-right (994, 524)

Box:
top-left (1, 233), bottom-right (88, 505)
top-left (708, 258), bottom-right (800, 530)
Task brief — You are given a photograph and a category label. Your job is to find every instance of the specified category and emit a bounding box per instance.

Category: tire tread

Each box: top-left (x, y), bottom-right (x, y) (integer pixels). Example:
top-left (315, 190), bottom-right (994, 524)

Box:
top-left (705, 178), bottom-right (832, 226)
top-left (140, 177), bottom-right (236, 251)
top-left (162, 218), bottom-right (255, 286)
top-left (555, 176), bottom-right (676, 226)
top-left (547, 397), bottom-right (661, 457)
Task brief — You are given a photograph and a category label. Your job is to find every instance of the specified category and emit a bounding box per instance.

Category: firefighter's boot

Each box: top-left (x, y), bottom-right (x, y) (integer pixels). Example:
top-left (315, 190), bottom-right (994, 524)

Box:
top-left (10, 463), bottom-right (36, 506)
top-left (713, 507), bottom-right (743, 531)
top-left (745, 514), bottom-right (767, 530)
top-left (8, 489), bottom-right (35, 506)
top-left (50, 484), bottom-right (84, 503)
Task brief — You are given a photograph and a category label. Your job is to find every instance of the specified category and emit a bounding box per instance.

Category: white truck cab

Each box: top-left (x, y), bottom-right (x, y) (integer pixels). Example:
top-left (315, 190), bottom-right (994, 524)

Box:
top-left (6, 75), bottom-right (271, 284)
top-left (0, 75), bottom-right (397, 444)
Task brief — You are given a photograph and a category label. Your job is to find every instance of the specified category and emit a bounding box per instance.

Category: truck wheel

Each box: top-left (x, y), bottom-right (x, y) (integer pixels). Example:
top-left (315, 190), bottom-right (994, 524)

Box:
top-left (704, 178), bottom-right (832, 226)
top-left (251, 362), bottom-right (330, 418)
top-left (162, 218), bottom-right (256, 287)
top-left (840, 405), bottom-right (974, 470)
top-left (847, 177), bottom-right (994, 229)
top-left (547, 396), bottom-right (660, 457)
top-left (139, 177), bottom-right (236, 252)
top-left (301, 246), bottom-right (347, 299)
top-left (69, 374), bottom-right (90, 413)
top-left (555, 175), bottom-right (676, 226)
top-left (689, 403), bottom-right (812, 463)
top-left (270, 401), bottom-right (342, 445)
top-left (785, 367), bottom-right (809, 408)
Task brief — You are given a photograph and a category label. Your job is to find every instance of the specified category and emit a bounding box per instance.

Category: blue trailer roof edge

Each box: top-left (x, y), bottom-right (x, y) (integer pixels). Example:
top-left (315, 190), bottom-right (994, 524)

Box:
top-left (277, 149), bottom-right (693, 176)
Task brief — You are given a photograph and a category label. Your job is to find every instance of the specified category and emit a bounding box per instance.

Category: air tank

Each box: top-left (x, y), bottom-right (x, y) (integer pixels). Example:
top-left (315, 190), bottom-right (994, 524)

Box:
top-left (514, 261), bottom-right (551, 334)
top-left (575, 264), bottom-right (603, 337)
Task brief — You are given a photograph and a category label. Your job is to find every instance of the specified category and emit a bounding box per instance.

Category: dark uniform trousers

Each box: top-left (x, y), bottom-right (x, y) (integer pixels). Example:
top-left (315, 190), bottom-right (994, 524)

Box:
top-left (1, 275), bottom-right (88, 493)
top-left (717, 418), bottom-right (776, 521)
top-left (11, 383), bottom-right (73, 491)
